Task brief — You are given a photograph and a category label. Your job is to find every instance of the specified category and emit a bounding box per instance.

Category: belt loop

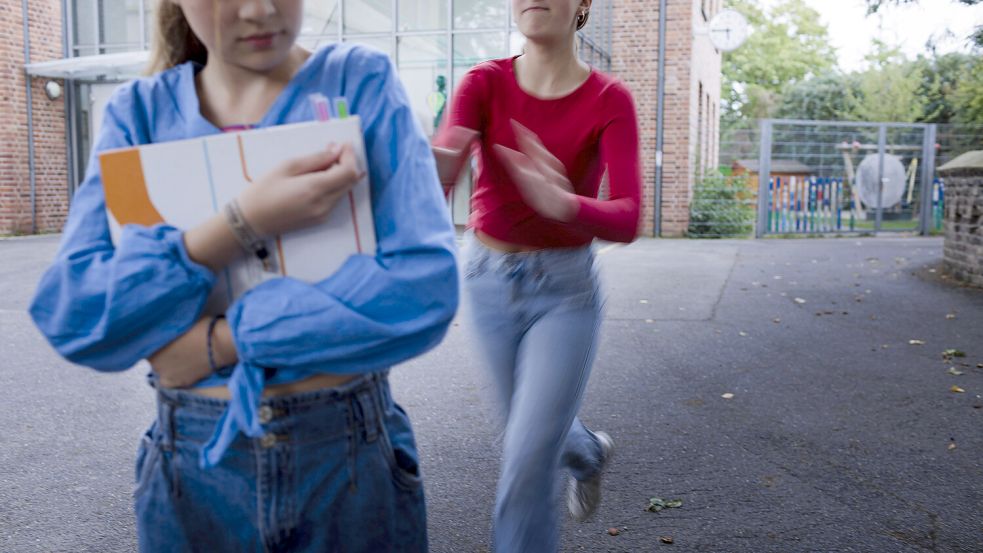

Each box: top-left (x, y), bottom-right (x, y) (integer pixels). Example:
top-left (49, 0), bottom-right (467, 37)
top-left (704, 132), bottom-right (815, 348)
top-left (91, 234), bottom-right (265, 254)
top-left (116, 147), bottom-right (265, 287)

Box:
top-left (346, 395), bottom-right (358, 491)
top-left (156, 393), bottom-right (176, 452)
top-left (356, 388), bottom-right (379, 443)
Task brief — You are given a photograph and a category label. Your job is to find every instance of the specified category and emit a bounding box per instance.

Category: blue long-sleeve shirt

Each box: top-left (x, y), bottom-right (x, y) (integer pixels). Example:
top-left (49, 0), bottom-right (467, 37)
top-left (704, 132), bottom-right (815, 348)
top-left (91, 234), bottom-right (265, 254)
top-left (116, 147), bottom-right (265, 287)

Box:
top-left (29, 44), bottom-right (459, 466)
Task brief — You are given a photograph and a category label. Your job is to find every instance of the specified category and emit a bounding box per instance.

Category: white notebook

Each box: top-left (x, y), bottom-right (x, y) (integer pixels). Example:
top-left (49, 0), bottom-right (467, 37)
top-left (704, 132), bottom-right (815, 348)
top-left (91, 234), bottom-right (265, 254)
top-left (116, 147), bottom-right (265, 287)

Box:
top-left (98, 117), bottom-right (376, 313)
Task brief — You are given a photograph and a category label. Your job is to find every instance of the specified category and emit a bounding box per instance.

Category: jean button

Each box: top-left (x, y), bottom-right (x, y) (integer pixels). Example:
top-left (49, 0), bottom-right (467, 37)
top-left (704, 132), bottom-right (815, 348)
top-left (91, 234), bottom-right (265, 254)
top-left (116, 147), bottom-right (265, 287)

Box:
top-left (260, 434), bottom-right (277, 448)
top-left (258, 405), bottom-right (274, 424)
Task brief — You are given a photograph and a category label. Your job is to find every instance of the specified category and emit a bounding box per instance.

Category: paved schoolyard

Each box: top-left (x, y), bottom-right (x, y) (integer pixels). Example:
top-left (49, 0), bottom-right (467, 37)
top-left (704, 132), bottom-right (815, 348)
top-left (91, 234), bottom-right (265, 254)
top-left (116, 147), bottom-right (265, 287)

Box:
top-left (1, 234), bottom-right (981, 552)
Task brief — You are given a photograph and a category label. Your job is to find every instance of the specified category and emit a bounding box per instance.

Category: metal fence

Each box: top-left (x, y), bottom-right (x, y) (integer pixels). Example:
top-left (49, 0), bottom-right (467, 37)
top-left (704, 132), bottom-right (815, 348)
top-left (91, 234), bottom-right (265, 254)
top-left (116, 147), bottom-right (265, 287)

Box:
top-left (688, 120), bottom-right (983, 239)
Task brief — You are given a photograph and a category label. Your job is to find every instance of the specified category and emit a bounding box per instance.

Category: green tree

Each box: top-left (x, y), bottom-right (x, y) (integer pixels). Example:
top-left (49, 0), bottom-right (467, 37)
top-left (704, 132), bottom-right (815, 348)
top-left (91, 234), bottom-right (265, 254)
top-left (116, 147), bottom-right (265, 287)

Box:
top-left (776, 72), bottom-right (859, 121)
top-left (842, 41), bottom-right (927, 122)
top-left (722, 0), bottom-right (838, 129)
top-left (918, 52), bottom-right (976, 124)
top-left (952, 59), bottom-right (983, 125)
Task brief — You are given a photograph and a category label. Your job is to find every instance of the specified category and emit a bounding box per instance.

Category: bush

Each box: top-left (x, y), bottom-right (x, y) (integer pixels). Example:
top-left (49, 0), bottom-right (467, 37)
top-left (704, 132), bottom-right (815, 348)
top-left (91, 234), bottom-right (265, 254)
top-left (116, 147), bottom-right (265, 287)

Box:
top-left (687, 173), bottom-right (756, 238)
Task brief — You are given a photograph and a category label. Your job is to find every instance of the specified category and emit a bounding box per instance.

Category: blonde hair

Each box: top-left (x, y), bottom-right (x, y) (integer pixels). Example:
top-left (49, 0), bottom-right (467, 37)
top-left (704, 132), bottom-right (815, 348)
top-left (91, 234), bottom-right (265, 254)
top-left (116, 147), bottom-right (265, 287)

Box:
top-left (146, 1), bottom-right (209, 74)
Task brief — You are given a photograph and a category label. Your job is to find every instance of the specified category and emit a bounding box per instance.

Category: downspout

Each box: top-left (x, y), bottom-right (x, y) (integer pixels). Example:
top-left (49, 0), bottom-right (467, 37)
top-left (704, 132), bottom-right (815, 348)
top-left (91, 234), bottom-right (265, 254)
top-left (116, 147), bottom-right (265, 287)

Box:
top-left (654, 0), bottom-right (667, 237)
top-left (62, 0), bottom-right (75, 206)
top-left (22, 0), bottom-right (38, 234)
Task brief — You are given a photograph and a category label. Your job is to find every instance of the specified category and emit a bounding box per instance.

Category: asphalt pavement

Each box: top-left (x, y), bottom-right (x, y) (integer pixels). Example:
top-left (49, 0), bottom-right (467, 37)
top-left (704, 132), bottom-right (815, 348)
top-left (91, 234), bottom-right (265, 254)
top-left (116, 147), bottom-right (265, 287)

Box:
top-left (1, 234), bottom-right (981, 552)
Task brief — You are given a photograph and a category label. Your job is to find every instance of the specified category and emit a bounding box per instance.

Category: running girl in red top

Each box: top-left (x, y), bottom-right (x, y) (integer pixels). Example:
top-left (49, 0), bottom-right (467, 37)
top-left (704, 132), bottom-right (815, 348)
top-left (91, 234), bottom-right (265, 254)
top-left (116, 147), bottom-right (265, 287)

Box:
top-left (434, 1), bottom-right (641, 550)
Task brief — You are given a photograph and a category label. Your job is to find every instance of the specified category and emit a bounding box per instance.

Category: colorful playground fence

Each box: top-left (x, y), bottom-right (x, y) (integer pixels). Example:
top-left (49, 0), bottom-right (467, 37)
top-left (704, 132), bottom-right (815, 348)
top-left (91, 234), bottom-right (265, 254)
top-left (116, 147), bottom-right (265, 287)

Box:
top-left (766, 176), bottom-right (945, 234)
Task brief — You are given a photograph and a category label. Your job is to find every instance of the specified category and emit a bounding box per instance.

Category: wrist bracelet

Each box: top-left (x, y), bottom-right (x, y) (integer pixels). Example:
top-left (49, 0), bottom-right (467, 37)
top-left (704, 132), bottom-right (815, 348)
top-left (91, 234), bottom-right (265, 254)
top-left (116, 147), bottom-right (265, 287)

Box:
top-left (224, 200), bottom-right (276, 272)
top-left (206, 314), bottom-right (233, 377)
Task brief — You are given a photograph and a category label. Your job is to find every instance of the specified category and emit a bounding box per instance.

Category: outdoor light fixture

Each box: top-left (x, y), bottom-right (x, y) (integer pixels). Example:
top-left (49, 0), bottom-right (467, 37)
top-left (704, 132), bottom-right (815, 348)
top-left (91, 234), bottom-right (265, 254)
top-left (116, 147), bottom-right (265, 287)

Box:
top-left (43, 80), bottom-right (62, 100)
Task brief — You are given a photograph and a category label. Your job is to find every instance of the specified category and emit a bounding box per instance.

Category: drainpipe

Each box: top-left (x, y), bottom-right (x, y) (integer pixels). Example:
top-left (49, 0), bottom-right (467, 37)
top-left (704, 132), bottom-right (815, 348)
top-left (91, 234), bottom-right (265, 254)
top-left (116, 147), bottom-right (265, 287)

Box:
top-left (22, 0), bottom-right (37, 234)
top-left (654, 0), bottom-right (667, 237)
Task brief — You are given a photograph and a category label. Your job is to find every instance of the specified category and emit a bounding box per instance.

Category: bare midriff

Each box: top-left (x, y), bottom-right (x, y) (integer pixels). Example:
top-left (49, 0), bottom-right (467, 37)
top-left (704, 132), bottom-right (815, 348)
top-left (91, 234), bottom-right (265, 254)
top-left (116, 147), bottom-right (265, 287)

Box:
top-left (189, 373), bottom-right (358, 400)
top-left (475, 230), bottom-right (542, 253)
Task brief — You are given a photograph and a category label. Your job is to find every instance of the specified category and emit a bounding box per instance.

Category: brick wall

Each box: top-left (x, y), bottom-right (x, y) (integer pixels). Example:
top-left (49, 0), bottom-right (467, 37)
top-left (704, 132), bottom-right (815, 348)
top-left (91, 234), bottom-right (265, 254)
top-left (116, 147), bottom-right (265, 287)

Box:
top-left (941, 168), bottom-right (983, 287)
top-left (0, 0), bottom-right (68, 235)
top-left (611, 0), bottom-right (722, 237)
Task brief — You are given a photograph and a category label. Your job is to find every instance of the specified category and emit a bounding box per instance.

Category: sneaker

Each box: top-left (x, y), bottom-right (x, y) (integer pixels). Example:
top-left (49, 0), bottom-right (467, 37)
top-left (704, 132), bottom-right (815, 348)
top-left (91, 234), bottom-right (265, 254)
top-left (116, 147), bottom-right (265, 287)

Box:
top-left (567, 431), bottom-right (615, 522)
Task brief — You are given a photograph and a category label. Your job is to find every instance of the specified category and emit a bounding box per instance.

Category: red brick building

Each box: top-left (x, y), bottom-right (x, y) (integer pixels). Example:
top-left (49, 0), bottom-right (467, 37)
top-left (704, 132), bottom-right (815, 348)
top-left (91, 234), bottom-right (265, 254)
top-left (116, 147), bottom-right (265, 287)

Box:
top-left (3, 0), bottom-right (722, 238)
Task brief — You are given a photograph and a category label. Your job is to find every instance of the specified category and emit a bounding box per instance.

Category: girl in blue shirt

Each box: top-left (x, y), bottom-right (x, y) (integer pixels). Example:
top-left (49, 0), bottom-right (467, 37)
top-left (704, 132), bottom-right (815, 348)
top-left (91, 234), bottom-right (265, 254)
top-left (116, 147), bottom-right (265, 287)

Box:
top-left (28, 1), bottom-right (457, 550)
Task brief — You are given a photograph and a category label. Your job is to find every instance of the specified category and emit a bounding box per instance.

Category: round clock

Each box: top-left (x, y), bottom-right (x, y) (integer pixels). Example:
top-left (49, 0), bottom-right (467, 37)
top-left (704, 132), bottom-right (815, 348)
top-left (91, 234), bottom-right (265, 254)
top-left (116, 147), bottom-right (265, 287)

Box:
top-left (708, 9), bottom-right (749, 52)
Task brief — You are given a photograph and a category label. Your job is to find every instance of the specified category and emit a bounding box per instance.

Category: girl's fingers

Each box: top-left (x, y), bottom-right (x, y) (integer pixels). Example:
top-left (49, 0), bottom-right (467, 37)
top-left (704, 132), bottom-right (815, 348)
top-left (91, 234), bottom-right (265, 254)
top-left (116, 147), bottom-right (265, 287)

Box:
top-left (493, 145), bottom-right (538, 183)
top-left (303, 143), bottom-right (363, 193)
top-left (280, 142), bottom-right (343, 176)
top-left (510, 120), bottom-right (566, 176)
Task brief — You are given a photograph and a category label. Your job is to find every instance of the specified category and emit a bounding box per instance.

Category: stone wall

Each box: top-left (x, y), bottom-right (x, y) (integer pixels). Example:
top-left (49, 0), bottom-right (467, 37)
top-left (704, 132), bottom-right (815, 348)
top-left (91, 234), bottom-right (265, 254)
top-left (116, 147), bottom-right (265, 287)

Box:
top-left (940, 151), bottom-right (983, 287)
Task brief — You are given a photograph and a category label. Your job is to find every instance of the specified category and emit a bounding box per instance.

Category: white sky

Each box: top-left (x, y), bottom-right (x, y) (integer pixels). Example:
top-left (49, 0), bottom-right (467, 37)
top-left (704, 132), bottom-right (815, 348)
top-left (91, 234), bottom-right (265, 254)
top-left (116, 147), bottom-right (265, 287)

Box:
top-left (761, 0), bottom-right (982, 71)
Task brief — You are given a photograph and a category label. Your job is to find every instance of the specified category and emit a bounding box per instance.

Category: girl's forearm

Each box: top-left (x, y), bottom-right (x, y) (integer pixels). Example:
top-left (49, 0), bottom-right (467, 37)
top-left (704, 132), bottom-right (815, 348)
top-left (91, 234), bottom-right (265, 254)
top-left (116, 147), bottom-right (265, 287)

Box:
top-left (183, 213), bottom-right (244, 273)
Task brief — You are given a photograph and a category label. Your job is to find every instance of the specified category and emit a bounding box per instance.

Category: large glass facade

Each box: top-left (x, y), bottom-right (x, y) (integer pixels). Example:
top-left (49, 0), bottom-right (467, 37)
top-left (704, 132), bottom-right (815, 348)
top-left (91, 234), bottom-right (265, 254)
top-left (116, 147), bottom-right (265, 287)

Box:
top-left (70, 1), bottom-right (611, 134)
top-left (66, 0), bottom-right (612, 217)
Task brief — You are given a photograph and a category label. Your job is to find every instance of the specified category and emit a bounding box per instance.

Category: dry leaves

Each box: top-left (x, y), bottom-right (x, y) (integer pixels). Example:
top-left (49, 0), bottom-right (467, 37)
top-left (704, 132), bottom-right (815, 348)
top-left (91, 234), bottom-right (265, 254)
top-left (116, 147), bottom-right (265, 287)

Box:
top-left (909, 340), bottom-right (926, 346)
top-left (721, 393), bottom-right (735, 399)
top-left (950, 385), bottom-right (966, 393)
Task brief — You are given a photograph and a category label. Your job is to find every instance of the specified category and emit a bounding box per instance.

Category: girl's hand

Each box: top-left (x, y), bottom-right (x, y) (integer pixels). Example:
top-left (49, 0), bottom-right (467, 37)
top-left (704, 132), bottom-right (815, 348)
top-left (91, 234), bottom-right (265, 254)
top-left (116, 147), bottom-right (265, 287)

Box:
top-left (151, 318), bottom-right (238, 388)
top-left (433, 126), bottom-right (479, 190)
top-left (493, 120), bottom-right (578, 222)
top-left (237, 142), bottom-right (365, 237)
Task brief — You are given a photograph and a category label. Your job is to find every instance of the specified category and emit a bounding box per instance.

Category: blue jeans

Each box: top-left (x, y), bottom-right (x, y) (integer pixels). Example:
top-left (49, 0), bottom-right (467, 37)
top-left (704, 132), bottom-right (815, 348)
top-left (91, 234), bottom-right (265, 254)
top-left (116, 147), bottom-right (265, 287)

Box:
top-left (135, 371), bottom-right (426, 552)
top-left (463, 234), bottom-right (608, 553)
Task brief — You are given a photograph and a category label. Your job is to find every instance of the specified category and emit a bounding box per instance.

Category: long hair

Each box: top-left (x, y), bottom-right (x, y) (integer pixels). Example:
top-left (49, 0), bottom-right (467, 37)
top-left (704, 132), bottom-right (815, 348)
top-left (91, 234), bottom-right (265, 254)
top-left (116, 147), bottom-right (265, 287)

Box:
top-left (146, 1), bottom-right (209, 74)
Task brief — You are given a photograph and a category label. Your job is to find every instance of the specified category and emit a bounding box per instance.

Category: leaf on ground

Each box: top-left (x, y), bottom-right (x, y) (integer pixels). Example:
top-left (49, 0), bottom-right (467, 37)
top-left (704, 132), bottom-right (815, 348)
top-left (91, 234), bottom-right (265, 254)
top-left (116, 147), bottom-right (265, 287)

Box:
top-left (948, 442), bottom-right (957, 451)
top-left (978, 363), bottom-right (983, 369)
top-left (660, 536), bottom-right (675, 544)
top-left (909, 340), bottom-right (926, 345)
top-left (647, 497), bottom-right (684, 513)
top-left (948, 367), bottom-right (964, 376)
top-left (946, 313), bottom-right (957, 320)
top-left (794, 297), bottom-right (807, 304)
top-left (772, 318), bottom-right (781, 323)
top-left (950, 385), bottom-right (966, 393)
top-left (607, 527), bottom-right (620, 536)
top-left (739, 331), bottom-right (748, 337)
top-left (721, 393), bottom-right (735, 399)
top-left (942, 349), bottom-right (966, 360)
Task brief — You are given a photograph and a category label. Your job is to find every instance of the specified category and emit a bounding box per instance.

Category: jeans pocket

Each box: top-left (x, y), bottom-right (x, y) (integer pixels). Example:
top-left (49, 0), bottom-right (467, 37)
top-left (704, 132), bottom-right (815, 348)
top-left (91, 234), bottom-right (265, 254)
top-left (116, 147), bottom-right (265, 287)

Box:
top-left (378, 404), bottom-right (424, 492)
top-left (133, 427), bottom-right (161, 500)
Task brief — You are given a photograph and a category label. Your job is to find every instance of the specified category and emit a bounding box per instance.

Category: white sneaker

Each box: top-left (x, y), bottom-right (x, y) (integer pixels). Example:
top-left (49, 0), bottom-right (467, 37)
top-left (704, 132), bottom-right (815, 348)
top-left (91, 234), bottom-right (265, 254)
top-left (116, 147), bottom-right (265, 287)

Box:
top-left (567, 431), bottom-right (614, 522)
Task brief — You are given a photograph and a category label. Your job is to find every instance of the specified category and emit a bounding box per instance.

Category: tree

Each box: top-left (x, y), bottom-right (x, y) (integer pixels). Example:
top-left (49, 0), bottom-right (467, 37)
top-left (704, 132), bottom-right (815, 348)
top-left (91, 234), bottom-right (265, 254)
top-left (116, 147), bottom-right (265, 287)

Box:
top-left (776, 72), bottom-right (859, 121)
top-left (917, 52), bottom-right (976, 124)
top-left (722, 0), bottom-right (838, 129)
top-left (952, 59), bottom-right (983, 125)
top-left (842, 41), bottom-right (927, 123)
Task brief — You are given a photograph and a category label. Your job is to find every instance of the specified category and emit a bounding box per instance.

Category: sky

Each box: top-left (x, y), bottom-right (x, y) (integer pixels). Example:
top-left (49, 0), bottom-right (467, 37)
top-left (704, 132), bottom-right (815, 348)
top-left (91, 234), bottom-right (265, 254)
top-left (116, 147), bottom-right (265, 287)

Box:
top-left (760, 0), bottom-right (982, 71)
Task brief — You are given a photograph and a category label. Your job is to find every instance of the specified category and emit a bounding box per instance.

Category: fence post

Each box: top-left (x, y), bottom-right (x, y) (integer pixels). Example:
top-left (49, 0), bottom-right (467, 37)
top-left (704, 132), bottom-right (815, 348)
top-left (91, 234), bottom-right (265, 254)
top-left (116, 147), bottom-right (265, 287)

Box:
top-left (918, 124), bottom-right (937, 235)
top-left (755, 119), bottom-right (773, 238)
top-left (875, 125), bottom-right (887, 233)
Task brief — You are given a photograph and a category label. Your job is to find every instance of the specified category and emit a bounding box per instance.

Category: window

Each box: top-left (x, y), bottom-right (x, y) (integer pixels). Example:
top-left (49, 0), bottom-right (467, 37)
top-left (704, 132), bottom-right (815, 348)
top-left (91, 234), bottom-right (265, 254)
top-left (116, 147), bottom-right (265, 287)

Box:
top-left (453, 0), bottom-right (506, 30)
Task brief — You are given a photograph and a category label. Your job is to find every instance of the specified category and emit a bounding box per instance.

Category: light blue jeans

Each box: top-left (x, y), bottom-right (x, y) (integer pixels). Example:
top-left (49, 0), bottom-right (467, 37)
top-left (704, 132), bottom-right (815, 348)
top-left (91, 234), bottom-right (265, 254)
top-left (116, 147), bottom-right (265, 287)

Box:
top-left (463, 233), bottom-right (608, 553)
top-left (135, 371), bottom-right (426, 552)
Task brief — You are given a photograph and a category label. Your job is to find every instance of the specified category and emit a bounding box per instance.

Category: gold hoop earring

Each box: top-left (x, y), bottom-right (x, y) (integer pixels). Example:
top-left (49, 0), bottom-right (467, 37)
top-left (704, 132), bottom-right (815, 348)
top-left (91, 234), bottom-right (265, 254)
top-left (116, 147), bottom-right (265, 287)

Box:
top-left (576, 10), bottom-right (590, 30)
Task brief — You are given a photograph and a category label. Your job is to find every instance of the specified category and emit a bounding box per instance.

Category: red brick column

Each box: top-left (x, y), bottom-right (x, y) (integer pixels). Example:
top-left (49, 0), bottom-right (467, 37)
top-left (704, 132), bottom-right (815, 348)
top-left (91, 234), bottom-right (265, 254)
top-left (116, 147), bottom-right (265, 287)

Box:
top-left (0, 0), bottom-right (68, 235)
top-left (611, 0), bottom-right (721, 237)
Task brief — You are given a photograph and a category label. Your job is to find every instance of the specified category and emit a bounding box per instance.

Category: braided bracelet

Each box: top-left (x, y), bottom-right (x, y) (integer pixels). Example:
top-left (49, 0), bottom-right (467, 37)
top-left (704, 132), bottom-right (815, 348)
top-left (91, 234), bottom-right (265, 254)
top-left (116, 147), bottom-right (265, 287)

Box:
top-left (224, 199), bottom-right (276, 272)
